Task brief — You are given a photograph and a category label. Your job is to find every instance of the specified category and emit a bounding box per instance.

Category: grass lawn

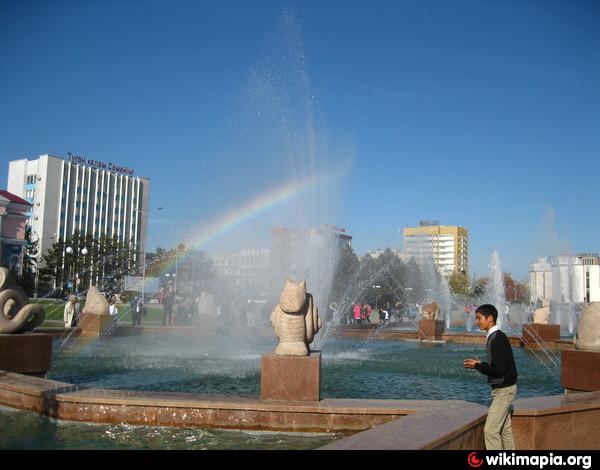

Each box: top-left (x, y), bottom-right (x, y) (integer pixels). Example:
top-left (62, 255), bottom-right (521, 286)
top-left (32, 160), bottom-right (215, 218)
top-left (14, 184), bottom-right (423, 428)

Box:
top-left (32, 299), bottom-right (167, 326)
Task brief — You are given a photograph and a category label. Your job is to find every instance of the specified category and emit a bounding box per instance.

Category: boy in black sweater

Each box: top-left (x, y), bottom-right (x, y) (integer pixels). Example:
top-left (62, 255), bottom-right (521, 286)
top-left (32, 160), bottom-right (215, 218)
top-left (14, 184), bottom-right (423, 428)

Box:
top-left (464, 304), bottom-right (518, 450)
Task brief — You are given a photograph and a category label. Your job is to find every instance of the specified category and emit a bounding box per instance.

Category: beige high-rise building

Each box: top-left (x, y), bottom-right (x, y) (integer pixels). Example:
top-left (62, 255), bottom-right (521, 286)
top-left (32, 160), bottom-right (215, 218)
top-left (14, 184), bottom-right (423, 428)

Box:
top-left (403, 222), bottom-right (468, 276)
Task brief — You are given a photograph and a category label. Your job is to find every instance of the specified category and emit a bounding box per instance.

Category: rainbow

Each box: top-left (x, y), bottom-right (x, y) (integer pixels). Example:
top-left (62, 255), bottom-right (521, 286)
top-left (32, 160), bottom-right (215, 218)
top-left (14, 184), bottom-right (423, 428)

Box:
top-left (156, 172), bottom-right (333, 276)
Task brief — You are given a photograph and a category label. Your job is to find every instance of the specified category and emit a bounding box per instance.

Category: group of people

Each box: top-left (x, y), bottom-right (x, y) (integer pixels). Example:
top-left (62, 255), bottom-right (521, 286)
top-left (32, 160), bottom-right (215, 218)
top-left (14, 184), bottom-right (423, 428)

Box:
top-left (349, 301), bottom-right (420, 325)
top-left (62, 284), bottom-right (217, 329)
top-left (62, 293), bottom-right (143, 328)
top-left (352, 303), bottom-right (373, 324)
top-left (160, 285), bottom-right (177, 326)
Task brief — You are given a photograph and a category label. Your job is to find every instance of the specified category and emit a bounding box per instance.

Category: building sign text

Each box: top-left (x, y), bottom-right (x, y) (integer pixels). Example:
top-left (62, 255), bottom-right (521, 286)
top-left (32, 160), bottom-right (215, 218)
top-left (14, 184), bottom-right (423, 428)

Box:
top-left (68, 152), bottom-right (135, 176)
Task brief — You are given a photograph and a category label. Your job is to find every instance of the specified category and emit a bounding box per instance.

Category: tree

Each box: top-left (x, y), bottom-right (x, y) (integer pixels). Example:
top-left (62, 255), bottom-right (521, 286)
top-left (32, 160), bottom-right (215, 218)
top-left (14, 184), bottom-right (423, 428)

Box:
top-left (504, 273), bottom-right (529, 303)
top-left (348, 249), bottom-right (417, 308)
top-left (17, 226), bottom-right (39, 296)
top-left (470, 277), bottom-right (488, 299)
top-left (329, 243), bottom-right (359, 304)
top-left (95, 235), bottom-right (138, 292)
top-left (401, 258), bottom-right (424, 304)
top-left (145, 244), bottom-right (217, 299)
top-left (146, 246), bottom-right (176, 277)
top-left (175, 247), bottom-right (217, 296)
top-left (39, 232), bottom-right (138, 294)
top-left (449, 271), bottom-right (470, 297)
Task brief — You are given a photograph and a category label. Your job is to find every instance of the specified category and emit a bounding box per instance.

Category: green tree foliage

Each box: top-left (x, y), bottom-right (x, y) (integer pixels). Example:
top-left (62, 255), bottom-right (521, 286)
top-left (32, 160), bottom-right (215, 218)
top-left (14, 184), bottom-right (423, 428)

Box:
top-left (448, 271), bottom-right (470, 297)
top-left (470, 277), bottom-right (488, 298)
top-left (329, 248), bottom-right (425, 318)
top-left (174, 247), bottom-right (217, 296)
top-left (95, 234), bottom-right (138, 292)
top-left (145, 244), bottom-right (216, 297)
top-left (329, 243), bottom-right (359, 303)
top-left (39, 232), bottom-right (138, 294)
top-left (15, 226), bottom-right (38, 296)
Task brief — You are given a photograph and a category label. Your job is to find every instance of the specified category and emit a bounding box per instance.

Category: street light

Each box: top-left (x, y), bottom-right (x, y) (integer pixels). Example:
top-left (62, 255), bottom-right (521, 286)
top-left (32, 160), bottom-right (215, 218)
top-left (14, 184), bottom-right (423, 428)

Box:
top-left (65, 245), bottom-right (88, 294)
top-left (373, 284), bottom-right (381, 309)
top-left (135, 207), bottom-right (162, 302)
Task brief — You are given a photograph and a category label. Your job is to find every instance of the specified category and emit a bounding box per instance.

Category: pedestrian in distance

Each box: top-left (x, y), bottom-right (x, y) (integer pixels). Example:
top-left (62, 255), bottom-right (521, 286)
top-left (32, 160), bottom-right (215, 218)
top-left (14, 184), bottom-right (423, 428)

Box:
top-left (463, 304), bottom-right (518, 450)
top-left (63, 295), bottom-right (79, 328)
top-left (353, 303), bottom-right (362, 325)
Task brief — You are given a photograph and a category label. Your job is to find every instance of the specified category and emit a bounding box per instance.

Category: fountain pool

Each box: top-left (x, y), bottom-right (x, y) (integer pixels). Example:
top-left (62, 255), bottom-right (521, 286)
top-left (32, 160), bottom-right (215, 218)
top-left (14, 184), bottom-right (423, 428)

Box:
top-left (0, 333), bottom-right (565, 449)
top-left (48, 335), bottom-right (562, 404)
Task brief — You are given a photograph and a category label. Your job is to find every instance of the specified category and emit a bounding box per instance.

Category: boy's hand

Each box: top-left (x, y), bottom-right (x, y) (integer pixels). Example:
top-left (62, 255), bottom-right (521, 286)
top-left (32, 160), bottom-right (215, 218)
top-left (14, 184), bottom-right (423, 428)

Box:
top-left (463, 357), bottom-right (481, 369)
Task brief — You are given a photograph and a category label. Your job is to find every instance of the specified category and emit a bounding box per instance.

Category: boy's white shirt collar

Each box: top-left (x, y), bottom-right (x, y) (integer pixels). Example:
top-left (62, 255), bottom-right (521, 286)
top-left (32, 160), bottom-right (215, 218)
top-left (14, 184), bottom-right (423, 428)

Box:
top-left (486, 324), bottom-right (499, 339)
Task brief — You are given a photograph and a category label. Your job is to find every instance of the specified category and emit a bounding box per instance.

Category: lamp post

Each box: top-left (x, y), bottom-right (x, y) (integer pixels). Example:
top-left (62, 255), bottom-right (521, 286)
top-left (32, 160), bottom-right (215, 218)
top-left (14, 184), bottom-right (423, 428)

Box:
top-left (135, 207), bottom-right (162, 302)
top-left (373, 284), bottom-right (381, 309)
top-left (65, 245), bottom-right (88, 295)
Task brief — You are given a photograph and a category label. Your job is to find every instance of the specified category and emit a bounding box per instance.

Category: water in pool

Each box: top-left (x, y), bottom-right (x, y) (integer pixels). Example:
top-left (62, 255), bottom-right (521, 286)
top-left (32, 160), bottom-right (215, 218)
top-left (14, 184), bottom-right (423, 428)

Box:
top-left (1, 334), bottom-right (562, 449)
top-left (48, 334), bottom-right (562, 404)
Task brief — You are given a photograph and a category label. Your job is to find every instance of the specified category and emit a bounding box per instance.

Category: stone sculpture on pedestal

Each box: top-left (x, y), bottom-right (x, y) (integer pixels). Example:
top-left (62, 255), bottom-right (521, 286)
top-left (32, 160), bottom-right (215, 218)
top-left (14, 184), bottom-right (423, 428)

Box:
top-left (533, 300), bottom-right (551, 324)
top-left (78, 286), bottom-right (116, 337)
top-left (0, 267), bottom-right (45, 334)
top-left (418, 299), bottom-right (444, 340)
top-left (522, 299), bottom-right (559, 349)
top-left (562, 302), bottom-right (600, 392)
top-left (270, 280), bottom-right (322, 356)
top-left (0, 267), bottom-right (51, 375)
top-left (80, 286), bottom-right (110, 315)
top-left (262, 280), bottom-right (323, 401)
top-left (422, 300), bottom-right (440, 321)
top-left (575, 302), bottom-right (600, 351)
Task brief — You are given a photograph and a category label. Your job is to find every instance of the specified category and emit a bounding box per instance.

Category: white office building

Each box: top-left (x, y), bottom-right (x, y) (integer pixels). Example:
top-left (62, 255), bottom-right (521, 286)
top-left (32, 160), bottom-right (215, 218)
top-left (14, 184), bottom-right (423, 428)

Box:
top-left (7, 153), bottom-right (150, 265)
top-left (529, 254), bottom-right (600, 304)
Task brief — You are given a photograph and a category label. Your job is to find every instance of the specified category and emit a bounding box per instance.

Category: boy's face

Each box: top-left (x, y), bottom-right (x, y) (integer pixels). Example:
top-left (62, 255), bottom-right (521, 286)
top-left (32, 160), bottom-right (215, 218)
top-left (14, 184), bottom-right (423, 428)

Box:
top-left (475, 312), bottom-right (495, 331)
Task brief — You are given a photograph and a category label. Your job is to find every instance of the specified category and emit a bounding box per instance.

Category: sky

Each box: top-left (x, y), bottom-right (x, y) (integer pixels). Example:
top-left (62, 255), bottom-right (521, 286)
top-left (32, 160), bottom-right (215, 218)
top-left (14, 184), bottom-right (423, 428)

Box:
top-left (1, 0), bottom-right (599, 280)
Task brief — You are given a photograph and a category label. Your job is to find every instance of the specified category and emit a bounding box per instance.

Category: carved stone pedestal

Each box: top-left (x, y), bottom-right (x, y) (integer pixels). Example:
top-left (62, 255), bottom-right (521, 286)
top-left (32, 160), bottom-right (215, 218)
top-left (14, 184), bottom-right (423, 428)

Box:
top-left (561, 349), bottom-right (600, 392)
top-left (78, 313), bottom-right (117, 337)
top-left (522, 324), bottom-right (560, 348)
top-left (418, 320), bottom-right (445, 340)
top-left (261, 351), bottom-right (321, 401)
top-left (0, 333), bottom-right (52, 376)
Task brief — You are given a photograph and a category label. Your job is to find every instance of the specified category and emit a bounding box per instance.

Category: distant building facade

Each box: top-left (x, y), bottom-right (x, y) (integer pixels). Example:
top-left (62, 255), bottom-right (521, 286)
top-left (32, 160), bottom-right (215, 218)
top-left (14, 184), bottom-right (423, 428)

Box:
top-left (0, 190), bottom-right (32, 275)
top-left (529, 254), bottom-right (600, 303)
top-left (403, 221), bottom-right (468, 276)
top-left (271, 225), bottom-right (352, 296)
top-left (209, 248), bottom-right (271, 297)
top-left (364, 248), bottom-right (404, 260)
top-left (7, 154), bottom-right (150, 266)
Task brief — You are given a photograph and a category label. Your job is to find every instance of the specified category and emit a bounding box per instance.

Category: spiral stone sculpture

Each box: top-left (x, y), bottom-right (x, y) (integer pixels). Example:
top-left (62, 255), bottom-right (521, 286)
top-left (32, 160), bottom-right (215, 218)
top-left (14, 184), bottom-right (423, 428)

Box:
top-left (0, 267), bottom-right (45, 334)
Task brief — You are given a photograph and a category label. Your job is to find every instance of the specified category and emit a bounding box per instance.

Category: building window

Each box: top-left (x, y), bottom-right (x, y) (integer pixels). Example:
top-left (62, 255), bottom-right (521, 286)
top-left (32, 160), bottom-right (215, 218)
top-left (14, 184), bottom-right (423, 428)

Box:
top-left (586, 271), bottom-right (590, 289)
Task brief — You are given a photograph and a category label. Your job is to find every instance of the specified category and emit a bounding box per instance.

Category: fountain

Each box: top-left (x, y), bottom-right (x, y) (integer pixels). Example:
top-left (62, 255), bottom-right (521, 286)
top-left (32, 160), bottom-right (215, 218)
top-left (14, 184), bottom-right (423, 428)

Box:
top-left (2, 10), bottom-right (599, 452)
top-left (486, 251), bottom-right (507, 330)
top-left (550, 255), bottom-right (580, 335)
